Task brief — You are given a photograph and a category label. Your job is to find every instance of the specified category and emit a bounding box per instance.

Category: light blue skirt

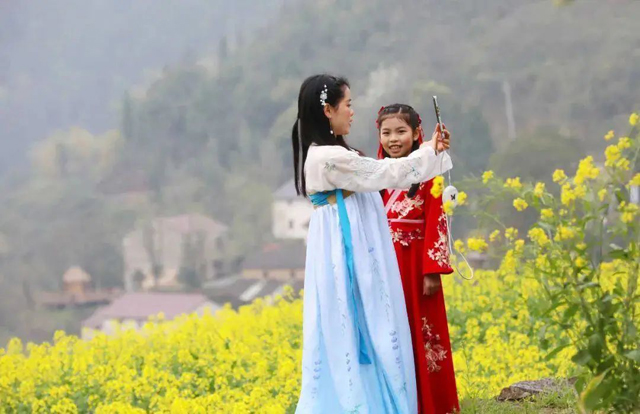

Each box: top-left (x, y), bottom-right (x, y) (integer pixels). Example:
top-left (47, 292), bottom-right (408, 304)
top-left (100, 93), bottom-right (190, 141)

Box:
top-left (296, 191), bottom-right (417, 414)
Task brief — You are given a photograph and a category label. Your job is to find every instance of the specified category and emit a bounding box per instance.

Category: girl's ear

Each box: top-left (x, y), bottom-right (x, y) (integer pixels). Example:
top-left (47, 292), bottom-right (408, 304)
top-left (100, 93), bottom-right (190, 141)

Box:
top-left (413, 126), bottom-right (422, 141)
top-left (323, 104), bottom-right (332, 120)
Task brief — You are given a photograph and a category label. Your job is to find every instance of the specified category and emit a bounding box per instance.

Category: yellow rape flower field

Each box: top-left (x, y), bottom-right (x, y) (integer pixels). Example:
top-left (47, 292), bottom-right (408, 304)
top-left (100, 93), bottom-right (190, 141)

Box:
top-left (1, 265), bottom-right (593, 414)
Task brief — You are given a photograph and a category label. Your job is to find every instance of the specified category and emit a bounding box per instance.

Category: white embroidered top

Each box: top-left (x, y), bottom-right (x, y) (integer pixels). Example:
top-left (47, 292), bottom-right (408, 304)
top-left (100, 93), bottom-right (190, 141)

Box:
top-left (304, 144), bottom-right (453, 194)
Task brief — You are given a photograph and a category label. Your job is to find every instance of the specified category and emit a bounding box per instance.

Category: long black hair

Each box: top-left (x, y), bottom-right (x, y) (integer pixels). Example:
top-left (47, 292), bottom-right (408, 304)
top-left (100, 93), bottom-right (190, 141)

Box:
top-left (377, 104), bottom-right (423, 198)
top-left (292, 74), bottom-right (353, 197)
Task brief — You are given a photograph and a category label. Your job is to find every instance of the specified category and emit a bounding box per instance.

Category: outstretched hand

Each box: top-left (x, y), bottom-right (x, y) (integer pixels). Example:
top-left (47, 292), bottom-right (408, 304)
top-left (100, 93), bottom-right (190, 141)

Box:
top-left (422, 124), bottom-right (450, 153)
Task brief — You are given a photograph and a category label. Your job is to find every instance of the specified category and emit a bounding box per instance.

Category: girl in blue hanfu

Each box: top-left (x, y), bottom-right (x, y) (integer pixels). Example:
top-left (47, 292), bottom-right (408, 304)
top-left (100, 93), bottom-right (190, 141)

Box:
top-left (293, 74), bottom-right (452, 414)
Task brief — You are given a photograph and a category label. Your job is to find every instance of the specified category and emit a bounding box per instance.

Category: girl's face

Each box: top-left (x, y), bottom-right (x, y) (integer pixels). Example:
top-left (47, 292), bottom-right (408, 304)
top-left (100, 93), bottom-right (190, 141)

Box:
top-left (379, 116), bottom-right (419, 158)
top-left (325, 86), bottom-right (354, 136)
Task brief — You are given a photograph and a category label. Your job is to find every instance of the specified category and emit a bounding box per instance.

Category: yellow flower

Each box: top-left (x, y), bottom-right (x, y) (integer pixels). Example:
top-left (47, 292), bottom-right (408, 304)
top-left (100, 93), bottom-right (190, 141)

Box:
top-left (630, 112), bottom-right (639, 126)
top-left (574, 184), bottom-right (587, 199)
top-left (431, 176), bottom-right (444, 198)
top-left (467, 237), bottom-right (489, 253)
top-left (574, 256), bottom-right (587, 268)
top-left (500, 249), bottom-right (518, 273)
top-left (505, 227), bottom-right (518, 241)
top-left (533, 182), bottom-right (545, 198)
top-left (560, 183), bottom-right (576, 206)
top-left (604, 130), bottom-right (615, 141)
top-left (535, 254), bottom-right (549, 269)
top-left (457, 191), bottom-right (468, 206)
top-left (553, 169), bottom-right (567, 183)
top-left (576, 243), bottom-right (587, 251)
top-left (513, 198), bottom-right (528, 211)
top-left (443, 200), bottom-right (454, 215)
top-left (630, 173), bottom-right (640, 187)
top-left (489, 230), bottom-right (501, 242)
top-left (618, 137), bottom-right (631, 150)
top-left (528, 228), bottom-right (550, 247)
top-left (482, 170), bottom-right (494, 184)
top-left (541, 209), bottom-right (554, 220)
top-left (574, 156), bottom-right (599, 184)
top-left (514, 239), bottom-right (525, 253)
top-left (616, 158), bottom-right (630, 171)
top-left (559, 209), bottom-right (568, 216)
top-left (554, 226), bottom-right (576, 241)
top-left (454, 239), bottom-right (466, 253)
top-left (598, 188), bottom-right (608, 202)
top-left (504, 177), bottom-right (523, 190)
top-left (605, 144), bottom-right (621, 167)
top-left (619, 201), bottom-right (638, 224)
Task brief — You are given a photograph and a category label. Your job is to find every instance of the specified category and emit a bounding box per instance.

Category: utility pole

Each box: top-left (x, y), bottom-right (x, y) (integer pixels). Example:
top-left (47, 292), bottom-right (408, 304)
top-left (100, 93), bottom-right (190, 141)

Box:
top-left (502, 79), bottom-right (517, 141)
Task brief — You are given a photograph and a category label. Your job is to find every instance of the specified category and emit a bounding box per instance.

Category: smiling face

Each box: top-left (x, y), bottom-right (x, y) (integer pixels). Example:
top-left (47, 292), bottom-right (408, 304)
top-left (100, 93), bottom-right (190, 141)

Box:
top-left (379, 115), bottom-right (420, 158)
top-left (324, 86), bottom-right (354, 136)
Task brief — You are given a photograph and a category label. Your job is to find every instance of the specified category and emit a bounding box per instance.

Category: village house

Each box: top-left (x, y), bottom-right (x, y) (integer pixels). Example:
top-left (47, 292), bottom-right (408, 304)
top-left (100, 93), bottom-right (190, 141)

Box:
top-left (81, 291), bottom-right (218, 339)
top-left (122, 213), bottom-right (228, 292)
top-left (271, 179), bottom-right (313, 241)
top-left (36, 266), bottom-right (120, 309)
top-left (204, 180), bottom-right (308, 307)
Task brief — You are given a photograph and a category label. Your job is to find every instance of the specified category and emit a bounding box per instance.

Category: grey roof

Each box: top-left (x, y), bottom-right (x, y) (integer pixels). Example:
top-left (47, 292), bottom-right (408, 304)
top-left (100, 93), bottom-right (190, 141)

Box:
top-left (82, 292), bottom-right (212, 328)
top-left (203, 275), bottom-right (304, 308)
top-left (242, 240), bottom-right (306, 270)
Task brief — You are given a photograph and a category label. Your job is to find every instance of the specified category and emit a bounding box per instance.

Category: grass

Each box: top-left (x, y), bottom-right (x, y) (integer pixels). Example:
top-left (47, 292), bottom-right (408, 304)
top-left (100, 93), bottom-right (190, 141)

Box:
top-left (459, 387), bottom-right (578, 413)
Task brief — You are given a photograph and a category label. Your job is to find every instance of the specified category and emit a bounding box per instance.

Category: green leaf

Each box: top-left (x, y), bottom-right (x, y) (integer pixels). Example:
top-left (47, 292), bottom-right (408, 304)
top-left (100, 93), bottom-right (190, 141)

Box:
top-left (624, 349), bottom-right (640, 363)
top-left (574, 375), bottom-right (587, 394)
top-left (578, 281), bottom-right (599, 291)
top-left (588, 334), bottom-right (604, 361)
top-left (563, 303), bottom-right (580, 320)
top-left (608, 249), bottom-right (629, 260)
top-left (545, 343), bottom-right (571, 361)
top-left (579, 370), bottom-right (611, 412)
top-left (596, 356), bottom-right (616, 373)
top-left (600, 294), bottom-right (614, 303)
top-left (539, 222), bottom-right (556, 233)
top-left (572, 349), bottom-right (592, 366)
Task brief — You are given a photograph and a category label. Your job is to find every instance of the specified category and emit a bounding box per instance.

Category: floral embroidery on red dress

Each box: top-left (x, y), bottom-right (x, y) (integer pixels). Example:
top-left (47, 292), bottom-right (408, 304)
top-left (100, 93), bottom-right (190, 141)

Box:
top-left (427, 206), bottom-right (451, 268)
top-left (390, 195), bottom-right (424, 219)
top-left (390, 228), bottom-right (423, 247)
top-left (421, 317), bottom-right (448, 372)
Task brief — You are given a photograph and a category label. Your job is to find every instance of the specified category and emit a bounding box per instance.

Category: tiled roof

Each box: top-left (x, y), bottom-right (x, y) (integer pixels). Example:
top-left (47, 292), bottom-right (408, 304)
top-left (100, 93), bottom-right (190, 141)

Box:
top-left (82, 292), bottom-right (212, 328)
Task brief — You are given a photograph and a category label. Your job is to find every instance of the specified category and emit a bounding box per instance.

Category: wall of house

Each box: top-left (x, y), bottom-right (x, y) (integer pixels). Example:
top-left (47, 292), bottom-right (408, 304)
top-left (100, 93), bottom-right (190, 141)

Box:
top-left (242, 268), bottom-right (304, 280)
top-left (63, 281), bottom-right (88, 296)
top-left (122, 225), bottom-right (226, 291)
top-left (272, 199), bottom-right (313, 240)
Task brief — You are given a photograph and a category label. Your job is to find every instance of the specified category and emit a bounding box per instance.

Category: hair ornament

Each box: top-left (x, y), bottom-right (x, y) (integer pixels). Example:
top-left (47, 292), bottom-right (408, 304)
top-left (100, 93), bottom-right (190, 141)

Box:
top-left (319, 84), bottom-right (328, 106)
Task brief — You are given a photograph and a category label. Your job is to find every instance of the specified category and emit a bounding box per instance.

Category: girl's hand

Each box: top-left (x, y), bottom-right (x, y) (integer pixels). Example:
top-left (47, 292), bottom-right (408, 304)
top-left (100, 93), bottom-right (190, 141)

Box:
top-left (421, 124), bottom-right (450, 153)
top-left (433, 124), bottom-right (450, 152)
top-left (423, 274), bottom-right (442, 296)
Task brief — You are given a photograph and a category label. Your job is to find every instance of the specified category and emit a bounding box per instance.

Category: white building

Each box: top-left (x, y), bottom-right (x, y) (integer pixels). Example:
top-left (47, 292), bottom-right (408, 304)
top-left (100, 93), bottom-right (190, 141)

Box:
top-left (272, 179), bottom-right (314, 241)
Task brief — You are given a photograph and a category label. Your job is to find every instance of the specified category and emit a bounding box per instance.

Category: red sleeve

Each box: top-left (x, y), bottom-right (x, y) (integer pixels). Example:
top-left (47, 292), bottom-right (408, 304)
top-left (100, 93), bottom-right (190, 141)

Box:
top-left (421, 179), bottom-right (454, 276)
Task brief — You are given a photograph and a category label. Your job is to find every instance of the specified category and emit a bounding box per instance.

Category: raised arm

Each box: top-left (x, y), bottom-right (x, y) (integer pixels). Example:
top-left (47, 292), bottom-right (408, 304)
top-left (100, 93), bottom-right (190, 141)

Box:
top-left (308, 145), bottom-right (452, 193)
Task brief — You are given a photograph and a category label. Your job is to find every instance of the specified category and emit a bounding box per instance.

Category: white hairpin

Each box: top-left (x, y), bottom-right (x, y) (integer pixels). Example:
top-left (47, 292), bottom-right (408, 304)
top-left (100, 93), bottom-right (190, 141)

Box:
top-left (319, 84), bottom-right (328, 106)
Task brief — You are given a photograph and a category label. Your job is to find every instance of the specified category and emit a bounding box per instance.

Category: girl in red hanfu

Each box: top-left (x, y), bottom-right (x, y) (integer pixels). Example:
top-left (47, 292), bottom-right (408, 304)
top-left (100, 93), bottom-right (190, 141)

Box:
top-left (377, 104), bottom-right (460, 414)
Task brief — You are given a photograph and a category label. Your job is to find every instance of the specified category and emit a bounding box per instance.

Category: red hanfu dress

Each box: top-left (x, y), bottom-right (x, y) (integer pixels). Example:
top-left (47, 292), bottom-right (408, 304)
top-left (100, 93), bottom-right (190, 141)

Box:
top-left (382, 178), bottom-right (460, 414)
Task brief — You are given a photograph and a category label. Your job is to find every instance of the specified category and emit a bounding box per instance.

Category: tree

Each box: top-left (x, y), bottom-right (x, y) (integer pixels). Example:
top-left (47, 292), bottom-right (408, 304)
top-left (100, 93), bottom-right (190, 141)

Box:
top-left (178, 233), bottom-right (204, 290)
top-left (490, 127), bottom-right (585, 185)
